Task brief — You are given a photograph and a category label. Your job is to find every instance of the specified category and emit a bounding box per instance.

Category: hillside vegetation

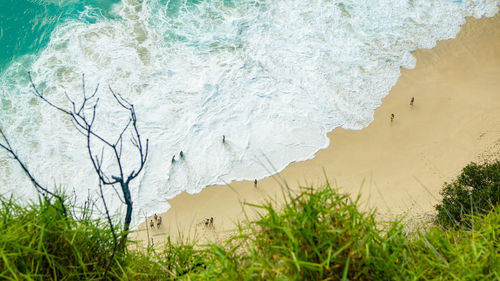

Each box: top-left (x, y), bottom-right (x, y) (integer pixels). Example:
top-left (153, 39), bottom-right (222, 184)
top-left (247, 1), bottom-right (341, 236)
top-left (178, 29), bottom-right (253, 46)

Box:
top-left (0, 160), bottom-right (499, 280)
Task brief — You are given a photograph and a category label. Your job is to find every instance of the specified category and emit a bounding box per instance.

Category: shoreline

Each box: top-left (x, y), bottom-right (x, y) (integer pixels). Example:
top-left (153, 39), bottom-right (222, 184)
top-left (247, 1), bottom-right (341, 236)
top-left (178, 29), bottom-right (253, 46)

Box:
top-left (131, 14), bottom-right (500, 246)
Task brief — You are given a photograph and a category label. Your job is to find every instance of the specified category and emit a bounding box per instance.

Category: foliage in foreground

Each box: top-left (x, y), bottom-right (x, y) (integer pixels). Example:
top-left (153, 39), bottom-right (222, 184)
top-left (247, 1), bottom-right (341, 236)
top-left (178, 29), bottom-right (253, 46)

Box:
top-left (435, 160), bottom-right (500, 228)
top-left (193, 186), bottom-right (407, 280)
top-left (179, 184), bottom-right (500, 280)
top-left (407, 208), bottom-right (500, 280)
top-left (0, 195), bottom-right (128, 280)
top-left (1, 160), bottom-right (500, 280)
top-left (0, 193), bottom-right (215, 280)
top-left (0, 195), bottom-right (179, 280)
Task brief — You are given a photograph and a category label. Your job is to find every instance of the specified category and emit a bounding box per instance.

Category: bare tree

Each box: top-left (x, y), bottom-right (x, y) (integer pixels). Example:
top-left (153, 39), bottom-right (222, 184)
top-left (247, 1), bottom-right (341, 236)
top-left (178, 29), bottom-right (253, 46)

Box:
top-left (28, 72), bottom-right (149, 244)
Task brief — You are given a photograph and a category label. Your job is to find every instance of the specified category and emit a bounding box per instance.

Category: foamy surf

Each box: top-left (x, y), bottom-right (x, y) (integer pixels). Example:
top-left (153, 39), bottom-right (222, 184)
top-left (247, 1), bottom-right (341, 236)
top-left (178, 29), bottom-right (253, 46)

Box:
top-left (0, 0), bottom-right (499, 226)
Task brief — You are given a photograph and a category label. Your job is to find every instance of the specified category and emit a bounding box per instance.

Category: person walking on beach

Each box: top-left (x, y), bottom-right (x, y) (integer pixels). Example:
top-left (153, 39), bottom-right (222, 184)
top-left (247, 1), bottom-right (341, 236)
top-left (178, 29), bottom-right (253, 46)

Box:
top-left (154, 213), bottom-right (157, 222)
top-left (390, 113), bottom-right (395, 122)
top-left (254, 179), bottom-right (257, 188)
top-left (410, 97), bottom-right (414, 106)
top-left (222, 135), bottom-right (225, 144)
top-left (150, 219), bottom-right (154, 229)
top-left (210, 217), bottom-right (213, 227)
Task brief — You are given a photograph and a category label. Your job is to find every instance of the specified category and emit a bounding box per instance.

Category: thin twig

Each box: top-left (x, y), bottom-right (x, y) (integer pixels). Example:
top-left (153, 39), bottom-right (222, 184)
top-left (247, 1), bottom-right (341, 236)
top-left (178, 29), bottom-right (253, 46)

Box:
top-left (0, 127), bottom-right (67, 216)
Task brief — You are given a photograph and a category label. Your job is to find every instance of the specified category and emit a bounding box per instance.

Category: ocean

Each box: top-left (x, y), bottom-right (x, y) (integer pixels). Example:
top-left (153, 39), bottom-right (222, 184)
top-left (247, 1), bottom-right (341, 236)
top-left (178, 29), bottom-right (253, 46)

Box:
top-left (0, 0), bottom-right (498, 226)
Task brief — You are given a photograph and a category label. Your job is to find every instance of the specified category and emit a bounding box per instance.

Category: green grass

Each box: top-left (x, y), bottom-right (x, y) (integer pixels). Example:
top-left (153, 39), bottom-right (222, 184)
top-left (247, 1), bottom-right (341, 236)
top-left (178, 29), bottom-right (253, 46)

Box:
top-left (1, 160), bottom-right (499, 280)
top-left (406, 210), bottom-right (500, 280)
top-left (192, 186), bottom-right (407, 280)
top-left (176, 184), bottom-right (500, 280)
top-left (0, 195), bottom-right (123, 280)
top-left (0, 195), bottom-right (167, 280)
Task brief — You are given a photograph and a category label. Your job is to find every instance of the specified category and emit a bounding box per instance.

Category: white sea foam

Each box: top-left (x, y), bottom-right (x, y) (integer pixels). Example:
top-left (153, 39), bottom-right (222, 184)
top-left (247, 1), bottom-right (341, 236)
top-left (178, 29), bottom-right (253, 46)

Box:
top-left (0, 0), bottom-right (498, 226)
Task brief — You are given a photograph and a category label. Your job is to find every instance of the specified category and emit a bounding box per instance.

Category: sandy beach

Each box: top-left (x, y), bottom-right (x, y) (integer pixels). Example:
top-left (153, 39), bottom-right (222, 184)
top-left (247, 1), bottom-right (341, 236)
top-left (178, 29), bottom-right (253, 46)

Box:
top-left (132, 14), bottom-right (500, 247)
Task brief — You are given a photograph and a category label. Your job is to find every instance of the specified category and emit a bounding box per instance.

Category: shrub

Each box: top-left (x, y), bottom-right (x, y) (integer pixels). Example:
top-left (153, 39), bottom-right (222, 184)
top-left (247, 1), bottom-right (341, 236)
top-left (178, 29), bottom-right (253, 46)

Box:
top-left (435, 160), bottom-right (500, 228)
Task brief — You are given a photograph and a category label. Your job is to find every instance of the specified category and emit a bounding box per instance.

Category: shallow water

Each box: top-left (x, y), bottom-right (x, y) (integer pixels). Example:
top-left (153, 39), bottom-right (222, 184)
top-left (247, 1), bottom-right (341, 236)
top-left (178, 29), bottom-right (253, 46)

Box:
top-left (0, 0), bottom-right (498, 226)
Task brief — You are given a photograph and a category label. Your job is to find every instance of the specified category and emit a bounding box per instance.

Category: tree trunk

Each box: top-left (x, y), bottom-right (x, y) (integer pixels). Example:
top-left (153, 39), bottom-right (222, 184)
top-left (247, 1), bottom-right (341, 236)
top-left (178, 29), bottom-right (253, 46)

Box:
top-left (120, 182), bottom-right (133, 246)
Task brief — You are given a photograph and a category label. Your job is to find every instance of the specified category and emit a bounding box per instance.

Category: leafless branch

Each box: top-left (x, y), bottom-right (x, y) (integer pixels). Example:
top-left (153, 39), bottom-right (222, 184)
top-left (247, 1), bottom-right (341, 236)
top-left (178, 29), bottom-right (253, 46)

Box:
top-left (0, 127), bottom-right (67, 216)
top-left (29, 72), bottom-right (149, 245)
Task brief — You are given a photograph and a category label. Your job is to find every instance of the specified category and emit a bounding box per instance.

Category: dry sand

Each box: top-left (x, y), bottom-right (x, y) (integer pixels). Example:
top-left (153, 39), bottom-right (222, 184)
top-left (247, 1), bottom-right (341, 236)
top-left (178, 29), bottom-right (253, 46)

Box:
top-left (131, 14), bottom-right (500, 247)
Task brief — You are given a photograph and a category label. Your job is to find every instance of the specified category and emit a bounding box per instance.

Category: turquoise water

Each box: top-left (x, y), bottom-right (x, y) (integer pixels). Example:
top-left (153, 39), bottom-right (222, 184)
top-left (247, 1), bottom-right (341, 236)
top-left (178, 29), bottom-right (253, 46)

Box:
top-left (0, 0), bottom-right (120, 70)
top-left (0, 0), bottom-right (241, 70)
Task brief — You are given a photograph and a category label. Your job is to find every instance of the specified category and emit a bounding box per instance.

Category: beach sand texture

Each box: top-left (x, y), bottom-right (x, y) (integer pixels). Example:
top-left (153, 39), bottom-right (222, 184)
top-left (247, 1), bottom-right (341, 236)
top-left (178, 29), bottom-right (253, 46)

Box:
top-left (132, 14), bottom-right (500, 246)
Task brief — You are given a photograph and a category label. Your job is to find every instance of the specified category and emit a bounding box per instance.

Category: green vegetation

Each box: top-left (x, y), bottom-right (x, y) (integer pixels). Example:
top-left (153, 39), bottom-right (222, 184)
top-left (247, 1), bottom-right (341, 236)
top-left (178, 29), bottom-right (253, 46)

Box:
top-left (193, 187), bottom-right (407, 280)
top-left (0, 160), bottom-right (499, 280)
top-left (406, 208), bottom-right (500, 280)
top-left (0, 195), bottom-right (136, 280)
top-left (179, 182), bottom-right (500, 280)
top-left (435, 160), bottom-right (500, 228)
